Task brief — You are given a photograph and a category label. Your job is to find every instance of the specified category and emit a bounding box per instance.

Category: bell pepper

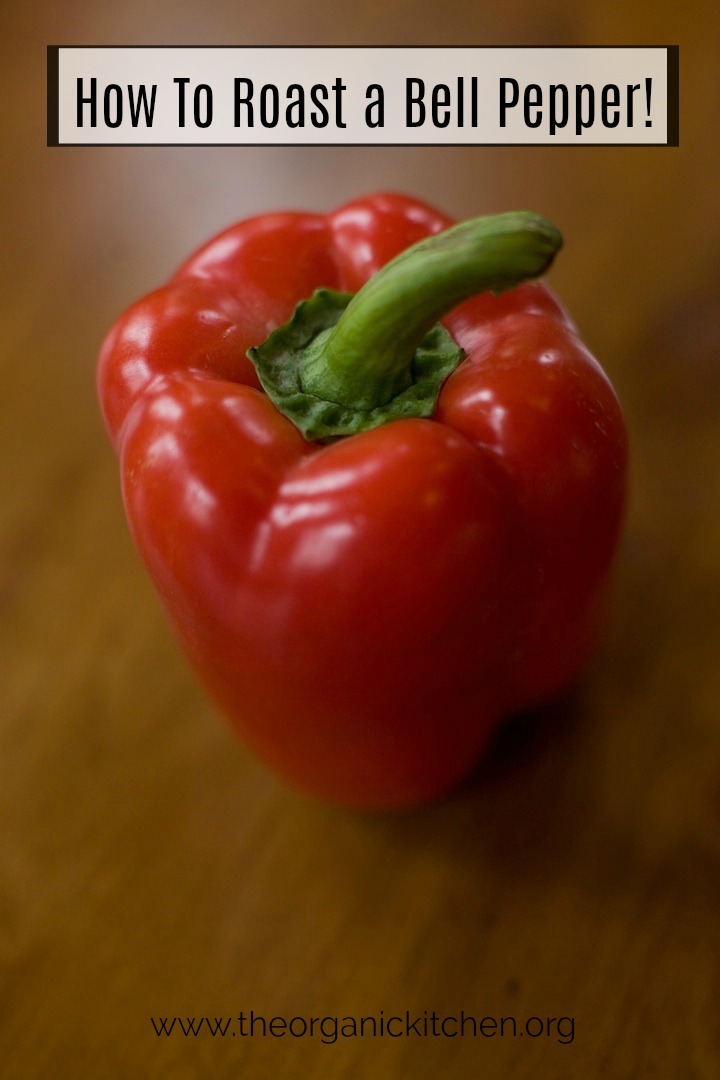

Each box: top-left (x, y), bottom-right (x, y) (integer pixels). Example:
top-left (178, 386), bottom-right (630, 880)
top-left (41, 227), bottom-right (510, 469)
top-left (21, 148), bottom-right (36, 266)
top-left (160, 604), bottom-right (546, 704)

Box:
top-left (98, 192), bottom-right (627, 809)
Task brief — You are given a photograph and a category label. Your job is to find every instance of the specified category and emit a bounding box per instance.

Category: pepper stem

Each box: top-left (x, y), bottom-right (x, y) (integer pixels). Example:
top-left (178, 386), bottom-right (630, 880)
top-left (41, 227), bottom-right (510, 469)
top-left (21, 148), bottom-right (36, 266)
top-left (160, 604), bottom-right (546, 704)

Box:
top-left (248, 210), bottom-right (562, 441)
top-left (300, 211), bottom-right (562, 410)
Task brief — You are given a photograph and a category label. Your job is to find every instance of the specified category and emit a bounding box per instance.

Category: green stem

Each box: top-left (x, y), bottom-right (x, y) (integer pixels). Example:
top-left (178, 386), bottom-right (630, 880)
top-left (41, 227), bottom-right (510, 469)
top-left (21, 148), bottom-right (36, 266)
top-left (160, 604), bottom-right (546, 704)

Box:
top-left (300, 211), bottom-right (562, 411)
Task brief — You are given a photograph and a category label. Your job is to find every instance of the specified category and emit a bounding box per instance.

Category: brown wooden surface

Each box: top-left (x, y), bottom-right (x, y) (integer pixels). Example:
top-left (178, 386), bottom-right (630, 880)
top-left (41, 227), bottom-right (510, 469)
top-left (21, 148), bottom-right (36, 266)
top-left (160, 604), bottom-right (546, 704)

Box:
top-left (2, 3), bottom-right (720, 1077)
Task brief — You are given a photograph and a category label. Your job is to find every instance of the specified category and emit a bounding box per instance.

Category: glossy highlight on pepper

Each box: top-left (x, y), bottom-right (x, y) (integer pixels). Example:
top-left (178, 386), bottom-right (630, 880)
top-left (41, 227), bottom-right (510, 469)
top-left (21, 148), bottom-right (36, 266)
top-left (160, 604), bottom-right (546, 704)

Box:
top-left (98, 192), bottom-right (627, 809)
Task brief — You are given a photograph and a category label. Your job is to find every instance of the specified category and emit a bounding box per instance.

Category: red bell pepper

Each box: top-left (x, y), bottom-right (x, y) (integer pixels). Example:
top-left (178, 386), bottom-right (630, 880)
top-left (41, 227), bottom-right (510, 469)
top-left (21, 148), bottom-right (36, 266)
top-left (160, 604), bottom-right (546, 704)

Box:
top-left (98, 192), bottom-right (627, 809)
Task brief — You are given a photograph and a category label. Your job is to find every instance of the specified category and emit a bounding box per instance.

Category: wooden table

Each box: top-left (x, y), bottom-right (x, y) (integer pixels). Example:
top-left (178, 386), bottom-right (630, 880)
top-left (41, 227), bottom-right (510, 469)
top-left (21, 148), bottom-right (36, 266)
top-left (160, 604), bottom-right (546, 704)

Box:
top-left (3, 5), bottom-right (719, 1077)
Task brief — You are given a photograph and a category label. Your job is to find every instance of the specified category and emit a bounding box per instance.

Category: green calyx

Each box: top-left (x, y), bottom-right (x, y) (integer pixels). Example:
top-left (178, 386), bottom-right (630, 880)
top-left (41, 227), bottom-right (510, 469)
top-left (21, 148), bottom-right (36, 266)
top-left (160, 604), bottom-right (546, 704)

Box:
top-left (248, 210), bottom-right (562, 442)
top-left (249, 288), bottom-right (465, 442)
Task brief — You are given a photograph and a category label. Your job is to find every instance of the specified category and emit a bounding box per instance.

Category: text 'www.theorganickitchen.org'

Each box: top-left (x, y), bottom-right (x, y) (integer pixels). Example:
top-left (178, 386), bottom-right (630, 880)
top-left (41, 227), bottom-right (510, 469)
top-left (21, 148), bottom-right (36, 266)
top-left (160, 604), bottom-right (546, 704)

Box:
top-left (150, 1010), bottom-right (575, 1045)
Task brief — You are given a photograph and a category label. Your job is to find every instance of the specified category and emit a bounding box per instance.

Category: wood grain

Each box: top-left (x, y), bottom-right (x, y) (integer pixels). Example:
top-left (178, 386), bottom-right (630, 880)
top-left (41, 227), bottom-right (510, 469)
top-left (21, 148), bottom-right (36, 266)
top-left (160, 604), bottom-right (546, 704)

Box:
top-left (2, 4), bottom-right (719, 1077)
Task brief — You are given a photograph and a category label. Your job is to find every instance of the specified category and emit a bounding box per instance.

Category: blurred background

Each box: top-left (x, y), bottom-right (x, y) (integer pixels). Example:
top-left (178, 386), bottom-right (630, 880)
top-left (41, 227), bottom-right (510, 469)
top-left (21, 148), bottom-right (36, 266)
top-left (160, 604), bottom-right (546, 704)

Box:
top-left (2, 1), bottom-right (719, 1077)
